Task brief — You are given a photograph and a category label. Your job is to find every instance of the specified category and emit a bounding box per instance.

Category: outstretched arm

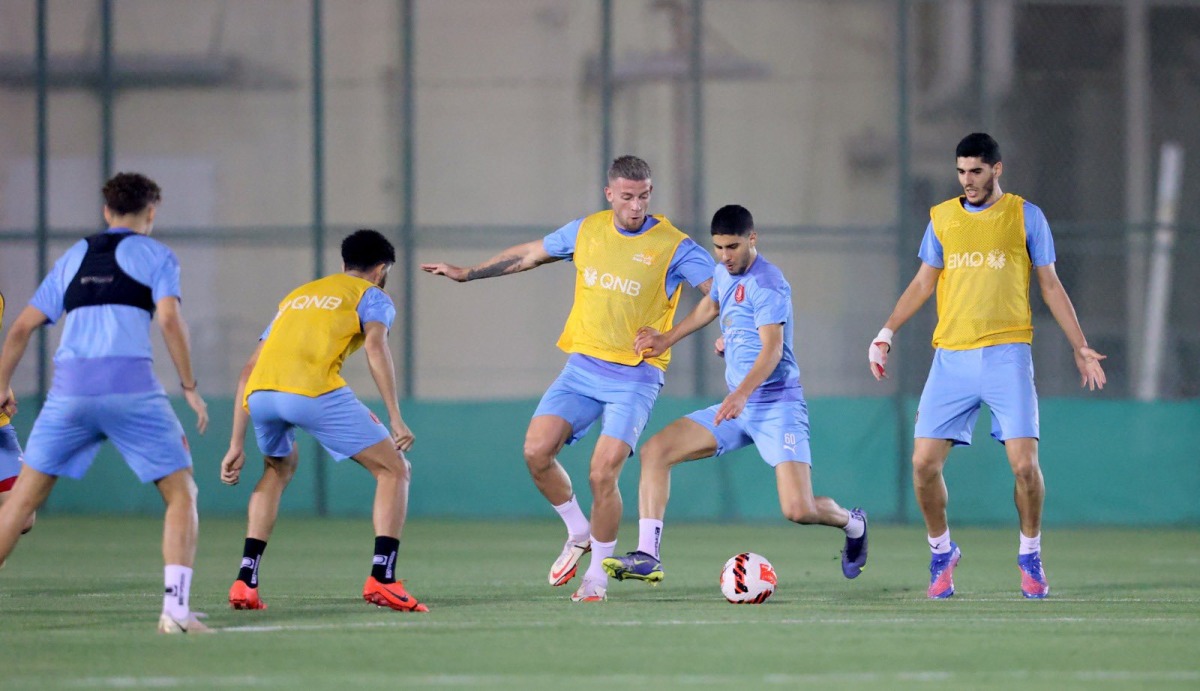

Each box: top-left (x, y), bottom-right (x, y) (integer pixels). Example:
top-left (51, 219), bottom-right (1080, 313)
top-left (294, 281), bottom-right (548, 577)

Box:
top-left (157, 296), bottom-right (208, 434)
top-left (633, 294), bottom-right (720, 358)
top-left (869, 262), bottom-right (941, 380)
top-left (1036, 263), bottom-right (1106, 390)
top-left (0, 306), bottom-right (49, 410)
top-left (363, 321), bottom-right (414, 452)
top-left (420, 239), bottom-right (559, 283)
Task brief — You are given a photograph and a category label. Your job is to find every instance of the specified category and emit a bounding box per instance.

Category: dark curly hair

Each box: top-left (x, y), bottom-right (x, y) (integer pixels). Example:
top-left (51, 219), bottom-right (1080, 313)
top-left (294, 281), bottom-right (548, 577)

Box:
top-left (341, 229), bottom-right (395, 271)
top-left (711, 204), bottom-right (754, 237)
top-left (102, 173), bottom-right (162, 215)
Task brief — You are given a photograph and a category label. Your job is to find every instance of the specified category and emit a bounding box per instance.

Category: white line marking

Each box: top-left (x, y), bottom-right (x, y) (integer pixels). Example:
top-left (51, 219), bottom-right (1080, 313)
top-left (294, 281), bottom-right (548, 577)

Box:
top-left (221, 614), bottom-right (1198, 634)
top-left (63, 670), bottom-right (1200, 687)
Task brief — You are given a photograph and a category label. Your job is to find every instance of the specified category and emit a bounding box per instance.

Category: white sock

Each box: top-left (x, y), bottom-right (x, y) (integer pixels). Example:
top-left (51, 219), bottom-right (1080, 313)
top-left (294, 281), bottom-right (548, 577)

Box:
top-left (637, 519), bottom-right (663, 558)
top-left (1019, 532), bottom-right (1041, 555)
top-left (552, 495), bottom-right (590, 543)
top-left (163, 565), bottom-right (192, 620)
top-left (928, 530), bottom-right (952, 554)
top-left (584, 538), bottom-right (616, 584)
top-left (844, 512), bottom-right (865, 539)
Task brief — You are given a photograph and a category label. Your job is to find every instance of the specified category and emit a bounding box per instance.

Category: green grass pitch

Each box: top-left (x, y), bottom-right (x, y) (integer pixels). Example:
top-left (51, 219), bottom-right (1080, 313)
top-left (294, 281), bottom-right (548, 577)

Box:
top-left (1, 516), bottom-right (1198, 689)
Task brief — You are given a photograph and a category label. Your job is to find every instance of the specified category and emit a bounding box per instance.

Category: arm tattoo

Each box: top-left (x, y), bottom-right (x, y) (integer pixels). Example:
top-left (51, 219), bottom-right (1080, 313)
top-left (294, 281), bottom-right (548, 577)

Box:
top-left (467, 255), bottom-right (524, 281)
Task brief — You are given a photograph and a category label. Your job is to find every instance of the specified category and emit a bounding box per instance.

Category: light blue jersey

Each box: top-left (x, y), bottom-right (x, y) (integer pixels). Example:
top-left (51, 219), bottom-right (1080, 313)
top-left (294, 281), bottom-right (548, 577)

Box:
top-left (711, 255), bottom-right (801, 403)
top-left (23, 227), bottom-right (192, 483)
top-left (544, 216), bottom-right (715, 385)
top-left (918, 199), bottom-right (1056, 269)
top-left (683, 252), bottom-right (812, 466)
top-left (31, 227), bottom-right (181, 395)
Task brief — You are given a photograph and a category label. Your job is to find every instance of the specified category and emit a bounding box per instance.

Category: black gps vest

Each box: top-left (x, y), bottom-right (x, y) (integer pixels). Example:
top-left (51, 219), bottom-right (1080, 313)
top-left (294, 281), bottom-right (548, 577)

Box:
top-left (62, 231), bottom-right (156, 315)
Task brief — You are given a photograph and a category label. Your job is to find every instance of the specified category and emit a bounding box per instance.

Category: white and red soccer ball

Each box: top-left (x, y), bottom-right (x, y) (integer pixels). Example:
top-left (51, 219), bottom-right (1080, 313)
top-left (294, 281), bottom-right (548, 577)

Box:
top-left (720, 552), bottom-right (777, 604)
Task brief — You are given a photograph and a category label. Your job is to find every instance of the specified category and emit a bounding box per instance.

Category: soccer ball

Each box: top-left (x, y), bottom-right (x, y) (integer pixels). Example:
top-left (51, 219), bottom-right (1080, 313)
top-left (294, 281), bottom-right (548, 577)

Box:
top-left (720, 552), bottom-right (777, 604)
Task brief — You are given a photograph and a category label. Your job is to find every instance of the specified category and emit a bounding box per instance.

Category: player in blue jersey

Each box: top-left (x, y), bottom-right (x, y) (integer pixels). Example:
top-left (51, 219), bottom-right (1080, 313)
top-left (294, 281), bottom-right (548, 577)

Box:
top-left (603, 205), bottom-right (867, 588)
top-left (422, 156), bottom-right (714, 602)
top-left (868, 133), bottom-right (1106, 599)
top-left (0, 173), bottom-right (210, 632)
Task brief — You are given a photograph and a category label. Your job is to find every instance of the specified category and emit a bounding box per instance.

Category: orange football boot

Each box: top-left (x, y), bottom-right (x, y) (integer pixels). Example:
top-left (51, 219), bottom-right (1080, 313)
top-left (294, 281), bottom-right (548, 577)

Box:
top-left (229, 580), bottom-right (267, 610)
top-left (363, 576), bottom-right (429, 612)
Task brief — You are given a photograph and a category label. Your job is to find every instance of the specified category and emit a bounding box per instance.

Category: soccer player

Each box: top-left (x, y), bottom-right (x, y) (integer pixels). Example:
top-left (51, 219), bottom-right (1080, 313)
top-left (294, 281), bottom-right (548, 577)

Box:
top-left (220, 229), bottom-right (426, 613)
top-left (0, 173), bottom-right (210, 633)
top-left (868, 133), bottom-right (1106, 599)
top-left (603, 205), bottom-right (868, 587)
top-left (0, 292), bottom-right (37, 542)
top-left (421, 156), bottom-right (714, 602)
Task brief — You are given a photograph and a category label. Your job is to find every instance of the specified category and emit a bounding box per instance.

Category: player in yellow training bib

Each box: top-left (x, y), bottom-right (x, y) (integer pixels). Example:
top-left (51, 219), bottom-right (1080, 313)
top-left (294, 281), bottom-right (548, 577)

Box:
top-left (868, 133), bottom-right (1107, 600)
top-left (219, 229), bottom-right (427, 613)
top-left (422, 156), bottom-right (715, 603)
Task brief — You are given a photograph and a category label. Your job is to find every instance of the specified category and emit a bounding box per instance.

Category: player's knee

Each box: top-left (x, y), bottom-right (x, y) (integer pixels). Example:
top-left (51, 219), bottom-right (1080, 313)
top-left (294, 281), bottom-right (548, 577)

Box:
top-left (381, 453), bottom-right (411, 483)
top-left (639, 436), bottom-right (676, 469)
top-left (266, 455), bottom-right (299, 482)
top-left (780, 500), bottom-right (819, 525)
top-left (20, 510), bottom-right (36, 535)
top-left (588, 462), bottom-right (623, 494)
top-left (523, 438), bottom-right (557, 472)
top-left (1010, 458), bottom-right (1041, 485)
top-left (165, 473), bottom-right (198, 508)
top-left (911, 453), bottom-right (943, 478)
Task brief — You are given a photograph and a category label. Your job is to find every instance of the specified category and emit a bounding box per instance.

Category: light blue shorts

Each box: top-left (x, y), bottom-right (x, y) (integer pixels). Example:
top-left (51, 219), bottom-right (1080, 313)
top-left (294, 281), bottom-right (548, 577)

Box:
top-left (248, 387), bottom-right (390, 461)
top-left (532, 362), bottom-right (661, 452)
top-left (685, 398), bottom-right (813, 467)
top-left (24, 391), bottom-right (191, 483)
top-left (0, 425), bottom-right (24, 490)
top-left (916, 343), bottom-right (1039, 445)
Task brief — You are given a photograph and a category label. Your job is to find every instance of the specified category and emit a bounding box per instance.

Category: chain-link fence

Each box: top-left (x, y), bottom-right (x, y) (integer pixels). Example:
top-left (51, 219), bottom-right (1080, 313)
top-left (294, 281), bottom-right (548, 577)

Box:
top-left (1, 0), bottom-right (1197, 403)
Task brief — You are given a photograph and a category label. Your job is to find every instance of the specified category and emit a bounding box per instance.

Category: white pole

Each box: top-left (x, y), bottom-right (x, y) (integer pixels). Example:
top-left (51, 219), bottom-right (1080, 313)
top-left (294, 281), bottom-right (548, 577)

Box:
top-left (1136, 142), bottom-right (1185, 401)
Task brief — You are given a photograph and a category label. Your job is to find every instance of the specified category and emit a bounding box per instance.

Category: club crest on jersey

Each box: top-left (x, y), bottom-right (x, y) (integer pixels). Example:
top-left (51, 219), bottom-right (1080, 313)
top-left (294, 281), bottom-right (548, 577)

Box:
top-left (735, 284), bottom-right (746, 303)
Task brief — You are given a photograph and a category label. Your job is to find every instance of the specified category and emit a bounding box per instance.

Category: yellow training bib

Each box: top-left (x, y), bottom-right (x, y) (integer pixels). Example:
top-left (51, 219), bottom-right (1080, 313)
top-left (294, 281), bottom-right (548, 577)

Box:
top-left (930, 193), bottom-right (1033, 350)
top-left (556, 211), bottom-right (687, 370)
top-left (244, 274), bottom-right (382, 406)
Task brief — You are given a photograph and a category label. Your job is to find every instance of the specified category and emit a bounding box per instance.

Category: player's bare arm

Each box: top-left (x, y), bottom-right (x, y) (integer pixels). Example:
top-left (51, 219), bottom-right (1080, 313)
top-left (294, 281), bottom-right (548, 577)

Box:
top-left (715, 322), bottom-right (784, 424)
top-left (157, 296), bottom-right (208, 434)
top-left (420, 239), bottom-right (559, 282)
top-left (634, 294), bottom-right (720, 358)
top-left (220, 341), bottom-right (265, 486)
top-left (0, 306), bottom-right (50, 409)
top-left (363, 320), bottom-right (414, 453)
top-left (869, 262), bottom-right (941, 380)
top-left (1035, 263), bottom-right (1107, 391)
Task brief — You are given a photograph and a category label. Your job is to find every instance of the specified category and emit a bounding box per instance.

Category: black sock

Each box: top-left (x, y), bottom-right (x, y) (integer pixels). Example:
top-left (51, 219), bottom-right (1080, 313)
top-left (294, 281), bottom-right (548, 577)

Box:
top-left (372, 536), bottom-right (400, 584)
top-left (237, 538), bottom-right (267, 587)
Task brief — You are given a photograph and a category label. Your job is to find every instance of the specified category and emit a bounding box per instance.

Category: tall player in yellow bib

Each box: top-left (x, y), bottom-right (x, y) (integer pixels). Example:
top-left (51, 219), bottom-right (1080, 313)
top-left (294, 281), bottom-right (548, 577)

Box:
top-left (220, 230), bottom-right (426, 612)
top-left (422, 156), bottom-right (714, 602)
top-left (869, 133), bottom-right (1107, 600)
